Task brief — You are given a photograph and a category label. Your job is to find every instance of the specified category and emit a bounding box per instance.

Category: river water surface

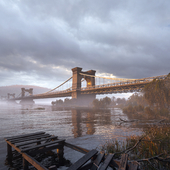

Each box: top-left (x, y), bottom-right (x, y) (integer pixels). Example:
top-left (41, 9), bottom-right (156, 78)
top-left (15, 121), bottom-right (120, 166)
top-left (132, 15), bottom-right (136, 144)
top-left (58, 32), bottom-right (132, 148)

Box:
top-left (0, 102), bottom-right (143, 169)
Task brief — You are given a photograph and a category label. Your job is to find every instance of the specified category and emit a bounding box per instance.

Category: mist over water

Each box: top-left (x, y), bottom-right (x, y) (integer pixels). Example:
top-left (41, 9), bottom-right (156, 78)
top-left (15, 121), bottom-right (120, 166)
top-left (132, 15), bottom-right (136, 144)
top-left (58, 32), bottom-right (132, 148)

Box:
top-left (0, 102), bottom-right (142, 169)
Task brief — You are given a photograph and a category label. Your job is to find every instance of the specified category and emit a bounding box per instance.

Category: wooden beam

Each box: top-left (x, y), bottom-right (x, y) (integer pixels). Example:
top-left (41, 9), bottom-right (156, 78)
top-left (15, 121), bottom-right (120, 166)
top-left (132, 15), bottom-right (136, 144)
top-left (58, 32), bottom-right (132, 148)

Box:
top-left (5, 140), bottom-right (22, 153)
top-left (23, 157), bottom-right (29, 170)
top-left (5, 132), bottom-right (45, 141)
top-left (57, 141), bottom-right (65, 165)
top-left (64, 142), bottom-right (89, 154)
top-left (21, 139), bottom-right (65, 152)
top-left (67, 149), bottom-right (98, 170)
top-left (10, 134), bottom-right (51, 144)
top-left (22, 153), bottom-right (48, 170)
top-left (29, 144), bottom-right (63, 155)
top-left (90, 153), bottom-right (105, 170)
top-left (79, 162), bottom-right (93, 170)
top-left (109, 159), bottom-right (119, 168)
top-left (16, 136), bottom-right (58, 147)
top-left (7, 143), bottom-right (13, 165)
top-left (118, 153), bottom-right (128, 170)
top-left (98, 154), bottom-right (114, 170)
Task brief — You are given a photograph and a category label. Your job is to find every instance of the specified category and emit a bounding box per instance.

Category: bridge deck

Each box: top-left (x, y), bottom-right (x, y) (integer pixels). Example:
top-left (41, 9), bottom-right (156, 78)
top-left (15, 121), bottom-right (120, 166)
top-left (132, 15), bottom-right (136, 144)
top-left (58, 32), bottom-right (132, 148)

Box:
top-left (11, 79), bottom-right (151, 100)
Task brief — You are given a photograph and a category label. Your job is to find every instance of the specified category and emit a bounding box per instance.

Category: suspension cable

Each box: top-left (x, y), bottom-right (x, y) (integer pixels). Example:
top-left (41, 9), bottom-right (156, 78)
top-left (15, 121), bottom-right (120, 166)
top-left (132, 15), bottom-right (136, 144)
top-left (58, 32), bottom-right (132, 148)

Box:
top-left (17, 92), bottom-right (21, 98)
top-left (64, 78), bottom-right (85, 91)
top-left (79, 73), bottom-right (167, 81)
top-left (43, 76), bottom-right (73, 94)
top-left (79, 73), bottom-right (136, 81)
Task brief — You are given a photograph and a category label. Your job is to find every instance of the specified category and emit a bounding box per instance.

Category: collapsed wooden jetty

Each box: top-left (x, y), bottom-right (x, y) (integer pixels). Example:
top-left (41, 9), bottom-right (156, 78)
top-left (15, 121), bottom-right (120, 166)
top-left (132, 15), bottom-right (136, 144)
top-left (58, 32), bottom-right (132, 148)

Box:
top-left (4, 132), bottom-right (138, 170)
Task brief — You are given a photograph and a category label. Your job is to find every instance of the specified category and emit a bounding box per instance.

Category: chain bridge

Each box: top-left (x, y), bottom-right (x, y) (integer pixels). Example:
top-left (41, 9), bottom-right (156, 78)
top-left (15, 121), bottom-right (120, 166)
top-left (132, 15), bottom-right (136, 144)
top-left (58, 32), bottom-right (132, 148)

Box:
top-left (9, 67), bottom-right (166, 104)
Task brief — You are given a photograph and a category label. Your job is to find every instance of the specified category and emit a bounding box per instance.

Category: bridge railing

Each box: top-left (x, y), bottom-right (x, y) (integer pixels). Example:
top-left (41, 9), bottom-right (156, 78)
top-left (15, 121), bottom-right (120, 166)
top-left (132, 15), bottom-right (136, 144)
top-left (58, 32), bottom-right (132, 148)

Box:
top-left (80, 79), bottom-right (152, 91)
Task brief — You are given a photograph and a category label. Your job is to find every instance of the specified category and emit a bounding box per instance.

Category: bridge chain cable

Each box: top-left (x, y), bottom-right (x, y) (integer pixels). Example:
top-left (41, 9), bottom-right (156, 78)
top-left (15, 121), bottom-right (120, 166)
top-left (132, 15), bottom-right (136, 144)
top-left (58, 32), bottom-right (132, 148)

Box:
top-left (79, 73), bottom-right (167, 82)
top-left (79, 72), bottom-right (136, 81)
top-left (42, 76), bottom-right (73, 94)
top-left (16, 92), bottom-right (21, 98)
top-left (64, 78), bottom-right (85, 91)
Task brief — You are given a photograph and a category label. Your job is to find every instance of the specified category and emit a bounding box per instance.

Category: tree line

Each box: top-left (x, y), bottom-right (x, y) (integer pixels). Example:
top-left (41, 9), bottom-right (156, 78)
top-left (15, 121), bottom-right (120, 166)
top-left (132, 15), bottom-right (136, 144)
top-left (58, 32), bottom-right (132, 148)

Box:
top-left (93, 73), bottom-right (170, 118)
top-left (52, 73), bottom-right (170, 117)
top-left (123, 73), bottom-right (170, 118)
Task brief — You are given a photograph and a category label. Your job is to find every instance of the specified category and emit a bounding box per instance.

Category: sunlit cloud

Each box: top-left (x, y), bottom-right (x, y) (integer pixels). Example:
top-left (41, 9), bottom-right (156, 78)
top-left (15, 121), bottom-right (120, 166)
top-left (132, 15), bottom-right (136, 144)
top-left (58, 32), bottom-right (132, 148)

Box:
top-left (0, 0), bottom-right (170, 88)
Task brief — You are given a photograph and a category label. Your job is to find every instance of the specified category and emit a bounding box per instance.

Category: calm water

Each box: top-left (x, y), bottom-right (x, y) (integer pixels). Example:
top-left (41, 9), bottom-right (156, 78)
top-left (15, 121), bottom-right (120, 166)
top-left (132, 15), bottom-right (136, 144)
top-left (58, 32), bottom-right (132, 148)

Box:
top-left (0, 102), bottom-right (142, 169)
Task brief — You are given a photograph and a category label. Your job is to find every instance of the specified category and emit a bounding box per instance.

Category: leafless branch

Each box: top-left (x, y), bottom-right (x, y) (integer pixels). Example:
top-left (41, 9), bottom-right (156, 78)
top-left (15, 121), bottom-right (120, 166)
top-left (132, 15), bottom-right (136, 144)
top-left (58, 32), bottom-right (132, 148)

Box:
top-left (119, 118), bottom-right (138, 122)
top-left (125, 136), bottom-right (146, 153)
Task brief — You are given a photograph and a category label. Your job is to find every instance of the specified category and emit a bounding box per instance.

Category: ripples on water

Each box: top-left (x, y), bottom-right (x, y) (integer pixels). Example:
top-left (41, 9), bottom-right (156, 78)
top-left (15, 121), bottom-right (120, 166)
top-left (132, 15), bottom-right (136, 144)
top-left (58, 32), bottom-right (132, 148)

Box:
top-left (0, 102), bottom-right (142, 169)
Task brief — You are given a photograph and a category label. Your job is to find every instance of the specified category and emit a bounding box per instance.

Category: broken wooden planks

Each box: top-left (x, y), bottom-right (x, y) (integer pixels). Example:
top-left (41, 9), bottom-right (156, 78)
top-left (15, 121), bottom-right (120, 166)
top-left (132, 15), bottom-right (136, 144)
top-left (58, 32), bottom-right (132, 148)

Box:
top-left (90, 153), bottom-right (105, 170)
top-left (4, 132), bottom-right (139, 170)
top-left (118, 153), bottom-right (128, 170)
top-left (67, 149), bottom-right (98, 170)
top-left (98, 154), bottom-right (114, 170)
top-left (4, 131), bottom-right (64, 170)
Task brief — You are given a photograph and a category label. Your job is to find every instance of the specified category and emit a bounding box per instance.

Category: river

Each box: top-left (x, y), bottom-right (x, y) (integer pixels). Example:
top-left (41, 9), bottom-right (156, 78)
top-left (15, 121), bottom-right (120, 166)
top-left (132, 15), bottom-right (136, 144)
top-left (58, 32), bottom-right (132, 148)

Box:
top-left (0, 102), bottom-right (142, 169)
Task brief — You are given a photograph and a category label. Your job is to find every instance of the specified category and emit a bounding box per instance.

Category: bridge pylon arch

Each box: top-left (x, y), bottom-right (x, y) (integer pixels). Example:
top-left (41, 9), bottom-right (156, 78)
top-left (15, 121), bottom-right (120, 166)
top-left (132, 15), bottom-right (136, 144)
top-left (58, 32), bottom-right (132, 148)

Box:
top-left (20, 88), bottom-right (34, 104)
top-left (8, 93), bottom-right (15, 99)
top-left (72, 67), bottom-right (96, 105)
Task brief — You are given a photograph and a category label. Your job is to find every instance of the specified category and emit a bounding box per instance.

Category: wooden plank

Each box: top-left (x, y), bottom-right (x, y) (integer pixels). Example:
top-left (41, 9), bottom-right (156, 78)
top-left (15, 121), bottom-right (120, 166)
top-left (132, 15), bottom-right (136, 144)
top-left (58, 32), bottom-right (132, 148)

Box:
top-left (22, 152), bottom-right (48, 170)
top-left (64, 142), bottom-right (89, 154)
top-left (16, 136), bottom-right (58, 147)
top-left (110, 159), bottom-right (119, 168)
top-left (5, 132), bottom-right (45, 141)
top-left (118, 153), bottom-right (128, 170)
top-left (9, 133), bottom-right (51, 143)
top-left (21, 139), bottom-right (65, 152)
top-left (5, 140), bottom-right (22, 154)
top-left (128, 161), bottom-right (138, 170)
top-left (91, 153), bottom-right (105, 170)
top-left (23, 157), bottom-right (29, 170)
top-left (67, 149), bottom-right (98, 170)
top-left (79, 162), bottom-right (93, 170)
top-left (98, 154), bottom-right (114, 170)
top-left (10, 134), bottom-right (51, 144)
top-left (7, 143), bottom-right (13, 165)
top-left (29, 143), bottom-right (63, 155)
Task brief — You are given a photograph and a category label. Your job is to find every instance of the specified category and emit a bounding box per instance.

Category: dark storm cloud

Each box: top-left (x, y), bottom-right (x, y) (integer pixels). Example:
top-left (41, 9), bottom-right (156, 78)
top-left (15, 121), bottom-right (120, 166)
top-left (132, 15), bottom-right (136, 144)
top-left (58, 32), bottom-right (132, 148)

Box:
top-left (0, 0), bottom-right (170, 87)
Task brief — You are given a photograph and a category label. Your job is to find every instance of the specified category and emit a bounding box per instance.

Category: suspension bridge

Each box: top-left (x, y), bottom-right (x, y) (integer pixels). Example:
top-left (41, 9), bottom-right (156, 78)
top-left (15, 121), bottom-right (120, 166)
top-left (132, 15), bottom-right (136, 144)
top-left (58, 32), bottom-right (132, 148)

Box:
top-left (8, 67), bottom-right (166, 104)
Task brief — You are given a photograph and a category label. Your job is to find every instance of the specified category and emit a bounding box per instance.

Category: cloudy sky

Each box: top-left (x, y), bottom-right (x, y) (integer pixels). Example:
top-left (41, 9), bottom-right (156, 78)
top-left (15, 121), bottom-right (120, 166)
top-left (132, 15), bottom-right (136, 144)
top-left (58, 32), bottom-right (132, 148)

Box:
top-left (0, 0), bottom-right (170, 89)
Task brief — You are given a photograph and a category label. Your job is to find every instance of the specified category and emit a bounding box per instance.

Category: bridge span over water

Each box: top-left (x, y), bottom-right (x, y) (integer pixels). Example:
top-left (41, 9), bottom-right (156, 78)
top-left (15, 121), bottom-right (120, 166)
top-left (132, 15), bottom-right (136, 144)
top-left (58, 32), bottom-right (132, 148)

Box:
top-left (9, 67), bottom-right (166, 104)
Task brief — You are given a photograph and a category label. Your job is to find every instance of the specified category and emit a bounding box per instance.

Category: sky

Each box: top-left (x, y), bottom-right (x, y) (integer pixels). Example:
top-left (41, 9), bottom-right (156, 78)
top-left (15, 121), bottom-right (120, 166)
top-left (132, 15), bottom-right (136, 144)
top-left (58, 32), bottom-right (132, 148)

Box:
top-left (0, 0), bottom-right (170, 89)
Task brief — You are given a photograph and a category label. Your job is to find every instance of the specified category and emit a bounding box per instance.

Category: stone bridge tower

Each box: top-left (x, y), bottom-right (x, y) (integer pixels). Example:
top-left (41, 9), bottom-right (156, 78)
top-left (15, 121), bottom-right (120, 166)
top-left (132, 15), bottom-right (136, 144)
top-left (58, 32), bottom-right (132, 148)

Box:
top-left (20, 88), bottom-right (34, 104)
top-left (72, 67), bottom-right (96, 106)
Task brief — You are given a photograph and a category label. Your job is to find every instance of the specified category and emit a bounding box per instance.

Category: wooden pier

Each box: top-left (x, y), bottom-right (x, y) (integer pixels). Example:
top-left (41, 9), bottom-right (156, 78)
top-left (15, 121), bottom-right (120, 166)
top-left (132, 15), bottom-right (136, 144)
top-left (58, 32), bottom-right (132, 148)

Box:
top-left (4, 132), bottom-right (139, 170)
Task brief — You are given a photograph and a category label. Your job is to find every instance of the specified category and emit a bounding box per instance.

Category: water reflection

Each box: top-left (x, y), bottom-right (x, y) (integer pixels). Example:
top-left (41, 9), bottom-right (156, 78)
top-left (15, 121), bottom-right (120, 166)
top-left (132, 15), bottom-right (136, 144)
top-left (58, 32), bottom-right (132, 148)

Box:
top-left (71, 109), bottom-right (82, 137)
top-left (86, 112), bottom-right (95, 135)
top-left (71, 109), bottom-right (112, 138)
top-left (21, 104), bottom-right (34, 114)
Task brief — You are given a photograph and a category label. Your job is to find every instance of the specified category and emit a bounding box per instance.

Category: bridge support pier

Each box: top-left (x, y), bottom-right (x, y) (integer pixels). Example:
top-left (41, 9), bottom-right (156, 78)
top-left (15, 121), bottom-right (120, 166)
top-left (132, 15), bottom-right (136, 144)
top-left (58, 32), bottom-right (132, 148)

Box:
top-left (7, 100), bottom-right (17, 104)
top-left (72, 91), bottom-right (96, 106)
top-left (20, 98), bottom-right (35, 105)
top-left (72, 67), bottom-right (96, 106)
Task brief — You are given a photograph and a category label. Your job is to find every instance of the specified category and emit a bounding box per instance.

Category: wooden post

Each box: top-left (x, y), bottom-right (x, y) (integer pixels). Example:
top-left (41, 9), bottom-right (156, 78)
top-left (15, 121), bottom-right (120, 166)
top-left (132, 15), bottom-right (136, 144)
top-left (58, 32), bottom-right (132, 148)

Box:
top-left (23, 157), bottom-right (29, 170)
top-left (37, 138), bottom-right (41, 145)
top-left (57, 143), bottom-right (64, 165)
top-left (7, 143), bottom-right (12, 165)
top-left (118, 153), bottom-right (128, 170)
